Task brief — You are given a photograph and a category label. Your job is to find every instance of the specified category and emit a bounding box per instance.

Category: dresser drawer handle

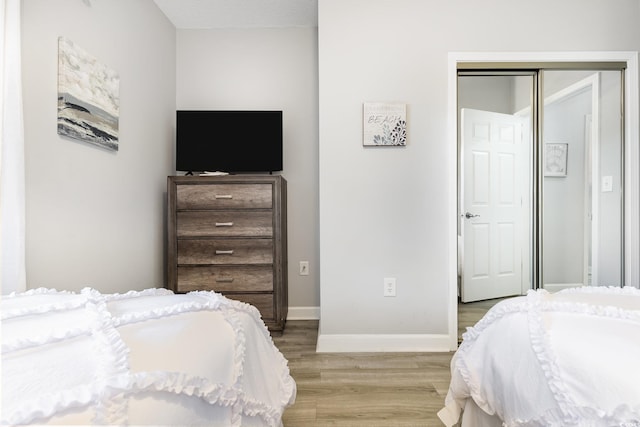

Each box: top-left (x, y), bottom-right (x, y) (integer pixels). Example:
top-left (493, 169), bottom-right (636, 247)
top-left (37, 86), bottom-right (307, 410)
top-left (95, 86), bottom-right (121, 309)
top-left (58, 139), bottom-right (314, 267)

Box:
top-left (215, 222), bottom-right (234, 227)
top-left (216, 277), bottom-right (234, 283)
top-left (215, 250), bottom-right (234, 255)
top-left (215, 194), bottom-right (233, 199)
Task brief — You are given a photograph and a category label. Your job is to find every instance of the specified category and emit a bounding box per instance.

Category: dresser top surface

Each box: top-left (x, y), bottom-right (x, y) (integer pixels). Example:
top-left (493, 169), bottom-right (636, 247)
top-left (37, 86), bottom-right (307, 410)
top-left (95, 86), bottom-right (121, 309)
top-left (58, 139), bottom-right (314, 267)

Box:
top-left (169, 174), bottom-right (286, 185)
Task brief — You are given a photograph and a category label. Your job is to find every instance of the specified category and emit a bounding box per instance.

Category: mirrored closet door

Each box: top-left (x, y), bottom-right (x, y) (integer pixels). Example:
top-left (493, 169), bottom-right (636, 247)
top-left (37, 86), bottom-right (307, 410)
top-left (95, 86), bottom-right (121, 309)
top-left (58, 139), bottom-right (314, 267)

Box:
top-left (541, 70), bottom-right (624, 290)
top-left (457, 66), bottom-right (625, 302)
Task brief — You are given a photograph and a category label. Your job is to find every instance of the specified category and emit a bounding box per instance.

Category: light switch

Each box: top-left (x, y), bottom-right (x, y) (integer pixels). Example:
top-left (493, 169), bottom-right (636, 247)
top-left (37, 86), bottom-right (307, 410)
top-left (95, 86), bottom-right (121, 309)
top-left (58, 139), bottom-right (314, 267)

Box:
top-left (602, 176), bottom-right (613, 192)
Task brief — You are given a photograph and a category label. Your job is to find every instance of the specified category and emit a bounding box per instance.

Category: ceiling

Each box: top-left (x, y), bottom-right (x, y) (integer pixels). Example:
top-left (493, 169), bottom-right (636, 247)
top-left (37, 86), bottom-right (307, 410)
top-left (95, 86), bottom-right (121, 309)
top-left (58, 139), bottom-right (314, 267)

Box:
top-left (153, 0), bottom-right (318, 29)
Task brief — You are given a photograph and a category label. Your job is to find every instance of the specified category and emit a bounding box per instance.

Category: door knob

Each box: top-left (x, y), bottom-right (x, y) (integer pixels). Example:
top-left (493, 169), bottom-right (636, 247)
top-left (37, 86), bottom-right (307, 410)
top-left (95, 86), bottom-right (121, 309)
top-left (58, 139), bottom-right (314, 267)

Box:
top-left (464, 212), bottom-right (480, 219)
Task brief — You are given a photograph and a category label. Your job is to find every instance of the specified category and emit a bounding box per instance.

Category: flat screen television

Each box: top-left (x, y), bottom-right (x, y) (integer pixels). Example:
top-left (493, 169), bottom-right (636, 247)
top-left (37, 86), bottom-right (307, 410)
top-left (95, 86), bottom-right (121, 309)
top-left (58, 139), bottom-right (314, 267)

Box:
top-left (176, 110), bottom-right (283, 173)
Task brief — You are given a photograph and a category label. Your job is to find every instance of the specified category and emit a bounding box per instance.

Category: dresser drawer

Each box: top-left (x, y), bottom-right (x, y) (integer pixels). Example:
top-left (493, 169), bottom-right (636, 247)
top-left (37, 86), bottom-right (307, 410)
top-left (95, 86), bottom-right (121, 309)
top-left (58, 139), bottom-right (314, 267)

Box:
top-left (177, 211), bottom-right (273, 237)
top-left (176, 265), bottom-right (273, 293)
top-left (177, 184), bottom-right (272, 210)
top-left (177, 239), bottom-right (273, 265)
top-left (224, 293), bottom-right (274, 320)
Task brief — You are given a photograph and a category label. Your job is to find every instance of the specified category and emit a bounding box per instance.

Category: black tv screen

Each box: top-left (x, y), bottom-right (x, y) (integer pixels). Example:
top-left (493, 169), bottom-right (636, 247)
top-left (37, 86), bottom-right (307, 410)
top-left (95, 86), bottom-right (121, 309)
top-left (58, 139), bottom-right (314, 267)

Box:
top-left (176, 110), bottom-right (283, 173)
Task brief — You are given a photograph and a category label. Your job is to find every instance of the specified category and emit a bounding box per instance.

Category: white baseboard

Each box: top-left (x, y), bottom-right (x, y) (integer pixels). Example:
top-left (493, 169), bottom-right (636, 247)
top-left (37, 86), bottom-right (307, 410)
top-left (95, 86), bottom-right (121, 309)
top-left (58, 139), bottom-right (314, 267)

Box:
top-left (316, 333), bottom-right (452, 353)
top-left (287, 309), bottom-right (453, 353)
top-left (287, 306), bottom-right (320, 320)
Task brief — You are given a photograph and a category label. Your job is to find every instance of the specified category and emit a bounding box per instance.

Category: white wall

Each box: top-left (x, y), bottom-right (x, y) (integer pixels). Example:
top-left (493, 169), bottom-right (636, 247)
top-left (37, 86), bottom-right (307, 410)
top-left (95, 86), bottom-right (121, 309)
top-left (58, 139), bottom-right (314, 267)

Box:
top-left (22, 0), bottom-right (176, 293)
top-left (597, 71), bottom-right (624, 286)
top-left (176, 28), bottom-right (320, 311)
top-left (458, 76), bottom-right (514, 115)
top-left (317, 0), bottom-right (640, 351)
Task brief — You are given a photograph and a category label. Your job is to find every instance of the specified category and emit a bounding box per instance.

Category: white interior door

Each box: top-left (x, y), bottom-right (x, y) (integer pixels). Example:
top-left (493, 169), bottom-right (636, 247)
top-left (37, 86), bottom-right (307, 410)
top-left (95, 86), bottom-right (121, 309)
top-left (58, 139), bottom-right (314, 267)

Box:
top-left (461, 108), bottom-right (526, 302)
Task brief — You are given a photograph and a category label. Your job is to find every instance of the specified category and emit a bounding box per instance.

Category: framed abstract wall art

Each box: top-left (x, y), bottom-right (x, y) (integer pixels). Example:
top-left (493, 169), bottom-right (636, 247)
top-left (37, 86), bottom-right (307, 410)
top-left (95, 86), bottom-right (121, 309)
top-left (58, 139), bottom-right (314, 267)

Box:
top-left (544, 142), bottom-right (568, 177)
top-left (57, 37), bottom-right (120, 151)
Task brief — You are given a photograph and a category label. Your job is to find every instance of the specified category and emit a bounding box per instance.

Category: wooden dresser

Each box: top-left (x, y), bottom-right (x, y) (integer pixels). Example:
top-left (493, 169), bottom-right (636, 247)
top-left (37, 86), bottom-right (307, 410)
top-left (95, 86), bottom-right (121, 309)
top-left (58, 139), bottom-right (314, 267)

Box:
top-left (167, 175), bottom-right (287, 333)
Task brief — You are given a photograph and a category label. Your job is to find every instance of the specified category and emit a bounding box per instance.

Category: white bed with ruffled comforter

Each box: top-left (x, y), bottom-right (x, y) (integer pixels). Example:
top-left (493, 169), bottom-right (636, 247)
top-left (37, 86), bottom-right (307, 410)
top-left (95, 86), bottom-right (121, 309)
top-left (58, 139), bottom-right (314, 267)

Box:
top-left (2, 288), bottom-right (296, 426)
top-left (439, 286), bottom-right (640, 427)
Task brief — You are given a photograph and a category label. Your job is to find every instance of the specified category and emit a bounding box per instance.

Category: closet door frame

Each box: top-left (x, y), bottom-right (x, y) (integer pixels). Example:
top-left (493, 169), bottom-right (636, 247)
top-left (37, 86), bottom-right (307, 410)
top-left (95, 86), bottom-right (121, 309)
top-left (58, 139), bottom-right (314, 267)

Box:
top-left (446, 51), bottom-right (640, 350)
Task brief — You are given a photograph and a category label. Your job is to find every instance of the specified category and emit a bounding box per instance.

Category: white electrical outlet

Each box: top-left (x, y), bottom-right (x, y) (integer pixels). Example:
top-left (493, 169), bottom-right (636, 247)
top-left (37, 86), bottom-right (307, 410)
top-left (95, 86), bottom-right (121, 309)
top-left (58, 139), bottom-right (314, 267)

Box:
top-left (383, 277), bottom-right (396, 297)
top-left (299, 261), bottom-right (309, 276)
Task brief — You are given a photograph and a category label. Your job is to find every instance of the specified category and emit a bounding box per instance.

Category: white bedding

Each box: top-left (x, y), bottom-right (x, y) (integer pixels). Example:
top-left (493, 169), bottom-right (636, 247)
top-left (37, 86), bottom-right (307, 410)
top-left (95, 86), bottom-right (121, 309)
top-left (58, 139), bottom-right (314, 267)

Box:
top-left (1, 288), bottom-right (296, 426)
top-left (438, 286), bottom-right (640, 427)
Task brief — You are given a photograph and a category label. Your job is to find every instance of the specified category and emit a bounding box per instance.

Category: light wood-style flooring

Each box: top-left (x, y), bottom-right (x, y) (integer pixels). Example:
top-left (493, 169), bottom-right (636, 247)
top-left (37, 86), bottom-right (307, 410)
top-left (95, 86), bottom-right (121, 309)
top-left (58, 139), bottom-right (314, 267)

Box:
top-left (272, 299), bottom-right (500, 427)
top-left (457, 298), bottom-right (506, 342)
